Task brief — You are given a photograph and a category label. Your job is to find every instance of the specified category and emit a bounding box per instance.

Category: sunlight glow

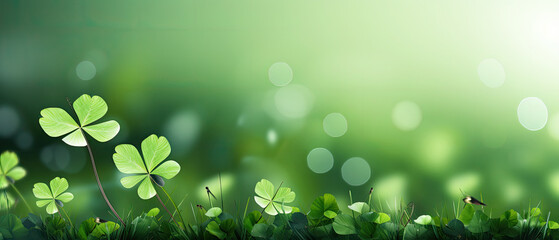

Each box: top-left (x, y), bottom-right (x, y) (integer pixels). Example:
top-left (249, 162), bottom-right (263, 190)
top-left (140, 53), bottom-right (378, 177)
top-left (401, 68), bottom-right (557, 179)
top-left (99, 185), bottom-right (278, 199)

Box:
top-left (392, 101), bottom-right (422, 131)
top-left (517, 97), bottom-right (548, 131)
top-left (477, 58), bottom-right (505, 88)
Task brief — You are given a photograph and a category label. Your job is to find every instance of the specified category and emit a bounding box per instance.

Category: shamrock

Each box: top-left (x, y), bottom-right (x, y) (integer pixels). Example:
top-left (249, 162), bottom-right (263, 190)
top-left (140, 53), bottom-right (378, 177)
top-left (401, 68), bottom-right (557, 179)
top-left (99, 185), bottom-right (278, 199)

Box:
top-left (33, 177), bottom-right (74, 214)
top-left (39, 94), bottom-right (120, 147)
top-left (0, 151), bottom-right (26, 189)
top-left (113, 134), bottom-right (181, 200)
top-left (254, 179), bottom-right (295, 215)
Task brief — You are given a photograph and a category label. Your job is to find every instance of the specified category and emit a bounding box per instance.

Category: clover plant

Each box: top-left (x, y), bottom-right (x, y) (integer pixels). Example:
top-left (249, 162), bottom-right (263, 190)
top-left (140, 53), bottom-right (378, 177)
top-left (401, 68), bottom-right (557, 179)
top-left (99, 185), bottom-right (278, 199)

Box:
top-left (254, 179), bottom-right (295, 216)
top-left (38, 94), bottom-right (124, 225)
top-left (0, 151), bottom-right (32, 212)
top-left (33, 177), bottom-right (74, 228)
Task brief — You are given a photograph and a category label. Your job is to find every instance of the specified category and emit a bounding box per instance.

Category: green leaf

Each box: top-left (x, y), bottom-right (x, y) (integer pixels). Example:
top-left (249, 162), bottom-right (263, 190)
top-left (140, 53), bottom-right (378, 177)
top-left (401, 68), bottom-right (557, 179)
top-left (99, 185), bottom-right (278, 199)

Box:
top-left (49, 177), bottom-right (68, 198)
top-left (308, 193), bottom-right (340, 221)
top-left (549, 221), bottom-right (559, 230)
top-left (500, 209), bottom-right (519, 228)
top-left (443, 219), bottom-right (465, 237)
top-left (468, 210), bottom-right (490, 233)
top-left (403, 224), bottom-right (434, 239)
top-left (530, 208), bottom-right (541, 217)
top-left (78, 218), bottom-right (96, 239)
top-left (274, 187), bottom-right (295, 203)
top-left (348, 202), bottom-right (370, 214)
top-left (141, 135), bottom-right (171, 172)
top-left (459, 204), bottom-right (475, 225)
top-left (414, 215), bottom-right (433, 225)
top-left (82, 120), bottom-right (120, 142)
top-left (62, 129), bottom-right (86, 147)
top-left (46, 201), bottom-right (58, 214)
top-left (36, 200), bottom-right (51, 207)
top-left (251, 223), bottom-right (273, 238)
top-left (151, 160), bottom-right (180, 179)
top-left (147, 208), bottom-right (160, 217)
top-left (137, 176), bottom-right (156, 199)
top-left (206, 221), bottom-right (226, 239)
top-left (0, 214), bottom-right (28, 239)
top-left (91, 221), bottom-right (120, 238)
top-left (361, 212), bottom-right (391, 224)
top-left (56, 192), bottom-right (74, 203)
top-left (0, 151), bottom-right (18, 173)
top-left (220, 218), bottom-right (236, 233)
top-left (333, 213), bottom-right (357, 235)
top-left (324, 210), bottom-right (337, 219)
top-left (120, 175), bottom-right (147, 188)
top-left (33, 183), bottom-right (52, 199)
top-left (0, 193), bottom-right (15, 210)
top-left (206, 207), bottom-right (223, 218)
top-left (113, 144), bottom-right (147, 174)
top-left (243, 211), bottom-right (265, 233)
top-left (39, 108), bottom-right (79, 137)
top-left (6, 166), bottom-right (26, 181)
top-left (73, 94), bottom-right (108, 126)
top-left (255, 179), bottom-right (275, 200)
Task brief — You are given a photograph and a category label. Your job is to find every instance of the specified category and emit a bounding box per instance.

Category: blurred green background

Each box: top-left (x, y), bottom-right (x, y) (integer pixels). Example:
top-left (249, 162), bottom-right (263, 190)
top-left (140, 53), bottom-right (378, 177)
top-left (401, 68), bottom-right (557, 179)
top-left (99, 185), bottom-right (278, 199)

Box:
top-left (2, 0), bottom-right (559, 222)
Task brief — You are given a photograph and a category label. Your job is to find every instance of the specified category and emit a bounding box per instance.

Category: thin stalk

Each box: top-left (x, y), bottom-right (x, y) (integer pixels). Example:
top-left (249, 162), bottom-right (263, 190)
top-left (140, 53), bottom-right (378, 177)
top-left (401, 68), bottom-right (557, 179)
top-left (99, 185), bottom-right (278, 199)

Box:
top-left (9, 183), bottom-right (33, 213)
top-left (66, 98), bottom-right (125, 226)
top-left (154, 188), bottom-right (183, 231)
top-left (159, 186), bottom-right (186, 227)
top-left (58, 205), bottom-right (74, 229)
top-left (219, 172), bottom-right (224, 211)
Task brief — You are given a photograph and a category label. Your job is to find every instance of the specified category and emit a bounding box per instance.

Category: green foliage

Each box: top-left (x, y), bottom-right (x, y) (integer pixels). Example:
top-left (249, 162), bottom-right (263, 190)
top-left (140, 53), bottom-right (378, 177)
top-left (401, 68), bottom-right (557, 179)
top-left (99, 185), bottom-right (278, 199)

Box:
top-left (0, 151), bottom-right (26, 189)
top-left (308, 193), bottom-right (339, 225)
top-left (32, 177), bottom-right (73, 214)
top-left (113, 134), bottom-right (181, 199)
top-left (254, 179), bottom-right (295, 215)
top-left (39, 94), bottom-right (120, 147)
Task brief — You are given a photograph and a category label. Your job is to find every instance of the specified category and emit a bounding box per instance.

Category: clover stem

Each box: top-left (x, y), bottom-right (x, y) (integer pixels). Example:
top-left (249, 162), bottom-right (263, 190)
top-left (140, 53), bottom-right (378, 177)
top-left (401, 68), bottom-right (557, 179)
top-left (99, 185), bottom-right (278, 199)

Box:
top-left (155, 188), bottom-right (183, 231)
top-left (58, 204), bottom-right (74, 229)
top-left (159, 186), bottom-right (186, 227)
top-left (9, 182), bottom-right (33, 213)
top-left (65, 98), bottom-right (125, 227)
top-left (256, 181), bottom-right (283, 223)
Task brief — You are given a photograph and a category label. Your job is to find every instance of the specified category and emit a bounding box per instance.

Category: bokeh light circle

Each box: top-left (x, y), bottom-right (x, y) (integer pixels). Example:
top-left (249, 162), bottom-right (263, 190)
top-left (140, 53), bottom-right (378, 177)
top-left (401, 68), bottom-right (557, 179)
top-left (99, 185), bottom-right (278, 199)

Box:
top-left (478, 58), bottom-right (505, 88)
top-left (323, 113), bottom-right (348, 137)
top-left (307, 148), bottom-right (334, 174)
top-left (267, 129), bottom-right (278, 145)
top-left (517, 97), bottom-right (548, 131)
top-left (341, 157), bottom-right (370, 186)
top-left (0, 106), bottom-right (20, 138)
top-left (268, 62), bottom-right (293, 86)
top-left (163, 110), bottom-right (201, 156)
top-left (274, 84), bottom-right (313, 119)
top-left (76, 61), bottom-right (96, 80)
top-left (392, 101), bottom-right (422, 131)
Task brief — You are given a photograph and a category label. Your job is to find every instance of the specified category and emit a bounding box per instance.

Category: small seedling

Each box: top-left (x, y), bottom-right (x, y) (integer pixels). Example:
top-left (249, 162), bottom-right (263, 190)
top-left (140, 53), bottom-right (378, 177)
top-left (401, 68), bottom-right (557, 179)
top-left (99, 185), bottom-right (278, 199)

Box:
top-left (0, 151), bottom-right (32, 213)
top-left (32, 177), bottom-right (74, 228)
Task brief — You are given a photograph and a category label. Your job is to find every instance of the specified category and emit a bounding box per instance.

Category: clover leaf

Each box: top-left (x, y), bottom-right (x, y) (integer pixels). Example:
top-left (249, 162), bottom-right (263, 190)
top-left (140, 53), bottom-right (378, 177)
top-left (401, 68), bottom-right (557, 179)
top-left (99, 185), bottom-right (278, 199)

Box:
top-left (39, 94), bottom-right (120, 147)
top-left (254, 179), bottom-right (295, 215)
top-left (33, 177), bottom-right (74, 214)
top-left (0, 192), bottom-right (14, 210)
top-left (113, 134), bottom-right (181, 200)
top-left (0, 151), bottom-right (26, 189)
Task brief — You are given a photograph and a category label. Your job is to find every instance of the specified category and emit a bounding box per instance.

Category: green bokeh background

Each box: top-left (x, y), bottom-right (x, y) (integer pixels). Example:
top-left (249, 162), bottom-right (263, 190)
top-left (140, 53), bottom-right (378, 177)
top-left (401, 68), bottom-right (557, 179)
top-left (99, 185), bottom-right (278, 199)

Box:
top-left (2, 0), bottom-right (559, 222)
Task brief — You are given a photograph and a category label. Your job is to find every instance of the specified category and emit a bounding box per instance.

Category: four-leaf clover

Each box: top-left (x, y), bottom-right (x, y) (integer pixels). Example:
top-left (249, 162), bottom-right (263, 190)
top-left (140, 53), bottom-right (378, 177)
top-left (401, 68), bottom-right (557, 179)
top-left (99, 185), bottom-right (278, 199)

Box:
top-left (39, 94), bottom-right (120, 147)
top-left (33, 177), bottom-right (74, 214)
top-left (113, 134), bottom-right (181, 199)
top-left (0, 151), bottom-right (26, 189)
top-left (254, 179), bottom-right (295, 215)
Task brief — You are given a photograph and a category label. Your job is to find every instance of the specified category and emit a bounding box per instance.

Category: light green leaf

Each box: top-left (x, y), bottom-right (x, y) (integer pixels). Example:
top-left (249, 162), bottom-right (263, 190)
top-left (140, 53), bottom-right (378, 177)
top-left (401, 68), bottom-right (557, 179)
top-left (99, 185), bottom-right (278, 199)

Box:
top-left (255, 179), bottom-right (275, 200)
top-left (36, 200), bottom-right (51, 208)
top-left (414, 215), bottom-right (432, 225)
top-left (92, 221), bottom-right (120, 238)
top-left (549, 221), bottom-right (559, 230)
top-left (205, 207), bottom-right (223, 218)
top-left (137, 176), bottom-right (156, 200)
top-left (274, 187), bottom-right (295, 203)
top-left (56, 192), bottom-right (74, 203)
top-left (348, 202), bottom-right (370, 214)
top-left (0, 193), bottom-right (14, 210)
top-left (113, 144), bottom-right (147, 174)
top-left (83, 120), bottom-right (120, 142)
top-left (0, 177), bottom-right (8, 189)
top-left (120, 175), bottom-right (147, 188)
top-left (49, 177), bottom-right (68, 198)
top-left (33, 183), bottom-right (52, 199)
top-left (271, 202), bottom-right (292, 214)
top-left (333, 214), bottom-right (357, 235)
top-left (150, 160), bottom-right (180, 179)
top-left (254, 196), bottom-right (268, 209)
top-left (147, 208), bottom-right (160, 217)
top-left (207, 221), bottom-right (226, 239)
top-left (324, 210), bottom-right (337, 219)
top-left (0, 151), bottom-right (18, 173)
top-left (39, 108), bottom-right (79, 137)
top-left (6, 167), bottom-right (26, 181)
top-left (308, 193), bottom-right (339, 220)
top-left (46, 201), bottom-right (58, 214)
top-left (73, 94), bottom-right (108, 126)
top-left (62, 129), bottom-right (86, 147)
top-left (141, 135), bottom-right (171, 172)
